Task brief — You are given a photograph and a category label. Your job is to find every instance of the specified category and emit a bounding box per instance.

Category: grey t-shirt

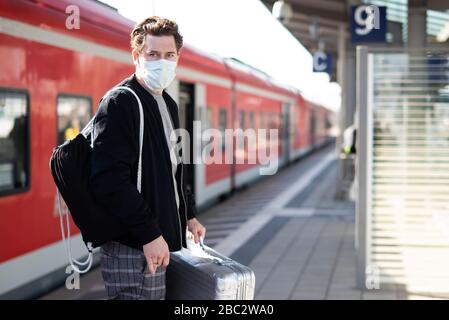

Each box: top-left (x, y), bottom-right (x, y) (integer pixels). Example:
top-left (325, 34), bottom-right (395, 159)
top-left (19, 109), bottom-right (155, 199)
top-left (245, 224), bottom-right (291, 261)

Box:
top-left (150, 91), bottom-right (180, 211)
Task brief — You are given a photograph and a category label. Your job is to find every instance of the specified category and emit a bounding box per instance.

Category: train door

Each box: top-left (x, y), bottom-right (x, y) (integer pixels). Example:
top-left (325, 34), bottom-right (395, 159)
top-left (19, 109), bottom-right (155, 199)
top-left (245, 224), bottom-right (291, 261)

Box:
top-left (178, 82), bottom-right (195, 198)
top-left (282, 103), bottom-right (290, 164)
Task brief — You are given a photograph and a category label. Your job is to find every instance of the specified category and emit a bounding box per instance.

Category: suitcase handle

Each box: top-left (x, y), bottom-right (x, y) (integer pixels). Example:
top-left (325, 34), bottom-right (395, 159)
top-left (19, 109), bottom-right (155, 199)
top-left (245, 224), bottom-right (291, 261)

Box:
top-left (199, 240), bottom-right (235, 266)
top-left (186, 236), bottom-right (237, 266)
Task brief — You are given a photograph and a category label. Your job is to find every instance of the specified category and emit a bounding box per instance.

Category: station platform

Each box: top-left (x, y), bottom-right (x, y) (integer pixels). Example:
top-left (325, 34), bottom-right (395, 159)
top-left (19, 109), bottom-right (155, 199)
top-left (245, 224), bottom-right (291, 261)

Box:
top-left (40, 144), bottom-right (442, 300)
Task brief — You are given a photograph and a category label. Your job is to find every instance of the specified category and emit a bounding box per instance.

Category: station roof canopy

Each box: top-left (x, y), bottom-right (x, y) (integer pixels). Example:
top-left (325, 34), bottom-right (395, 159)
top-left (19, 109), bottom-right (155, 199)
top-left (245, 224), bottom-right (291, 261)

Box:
top-left (261, 0), bottom-right (351, 62)
top-left (261, 0), bottom-right (449, 80)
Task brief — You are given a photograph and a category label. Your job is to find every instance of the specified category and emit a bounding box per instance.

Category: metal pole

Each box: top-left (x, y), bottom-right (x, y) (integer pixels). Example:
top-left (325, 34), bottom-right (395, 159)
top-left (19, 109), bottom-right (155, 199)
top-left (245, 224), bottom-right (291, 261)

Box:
top-left (335, 23), bottom-right (348, 199)
top-left (355, 46), bottom-right (369, 289)
top-left (408, 0), bottom-right (427, 49)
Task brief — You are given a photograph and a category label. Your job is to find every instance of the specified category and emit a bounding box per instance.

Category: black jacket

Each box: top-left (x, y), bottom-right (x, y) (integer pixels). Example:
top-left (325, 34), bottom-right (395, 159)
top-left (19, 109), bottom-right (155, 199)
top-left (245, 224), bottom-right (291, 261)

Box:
top-left (89, 74), bottom-right (197, 251)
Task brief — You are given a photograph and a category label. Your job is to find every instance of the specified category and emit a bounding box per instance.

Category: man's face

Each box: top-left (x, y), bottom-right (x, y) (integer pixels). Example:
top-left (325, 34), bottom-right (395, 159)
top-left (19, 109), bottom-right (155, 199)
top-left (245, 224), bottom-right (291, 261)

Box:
top-left (133, 34), bottom-right (179, 64)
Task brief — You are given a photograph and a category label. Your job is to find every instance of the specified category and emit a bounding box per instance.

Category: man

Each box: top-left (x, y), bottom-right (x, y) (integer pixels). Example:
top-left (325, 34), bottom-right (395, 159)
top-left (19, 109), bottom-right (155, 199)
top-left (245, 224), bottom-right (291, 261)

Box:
top-left (90, 16), bottom-right (206, 300)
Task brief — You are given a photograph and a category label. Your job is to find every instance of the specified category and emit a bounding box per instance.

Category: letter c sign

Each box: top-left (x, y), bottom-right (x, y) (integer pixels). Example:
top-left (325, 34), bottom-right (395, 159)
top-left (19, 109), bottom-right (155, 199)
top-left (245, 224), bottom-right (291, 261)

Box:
top-left (313, 52), bottom-right (332, 76)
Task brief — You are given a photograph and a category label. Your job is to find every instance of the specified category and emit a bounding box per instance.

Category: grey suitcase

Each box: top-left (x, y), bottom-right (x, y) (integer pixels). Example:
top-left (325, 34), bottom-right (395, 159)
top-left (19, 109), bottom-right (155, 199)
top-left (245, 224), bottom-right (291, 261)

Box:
top-left (166, 240), bottom-right (255, 300)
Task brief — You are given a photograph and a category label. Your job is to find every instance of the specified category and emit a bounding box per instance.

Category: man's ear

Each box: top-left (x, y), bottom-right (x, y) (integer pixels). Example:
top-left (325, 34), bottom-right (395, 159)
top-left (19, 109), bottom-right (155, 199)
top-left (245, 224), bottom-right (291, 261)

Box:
top-left (132, 50), bottom-right (139, 66)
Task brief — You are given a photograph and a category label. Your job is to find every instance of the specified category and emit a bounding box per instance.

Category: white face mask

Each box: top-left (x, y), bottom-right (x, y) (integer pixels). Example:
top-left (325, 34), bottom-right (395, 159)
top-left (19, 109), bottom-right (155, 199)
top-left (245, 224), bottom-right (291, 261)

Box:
top-left (137, 57), bottom-right (177, 92)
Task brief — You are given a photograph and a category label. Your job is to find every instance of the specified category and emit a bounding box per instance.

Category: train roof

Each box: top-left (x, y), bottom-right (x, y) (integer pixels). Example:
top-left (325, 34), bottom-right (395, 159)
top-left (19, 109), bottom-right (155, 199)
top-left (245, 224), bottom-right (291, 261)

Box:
top-left (3, 0), bottom-right (308, 102)
top-left (224, 57), bottom-right (300, 96)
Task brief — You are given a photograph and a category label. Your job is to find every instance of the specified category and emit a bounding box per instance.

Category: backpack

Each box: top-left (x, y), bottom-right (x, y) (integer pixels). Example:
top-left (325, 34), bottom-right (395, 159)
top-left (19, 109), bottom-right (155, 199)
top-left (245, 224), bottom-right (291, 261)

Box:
top-left (49, 86), bottom-right (144, 273)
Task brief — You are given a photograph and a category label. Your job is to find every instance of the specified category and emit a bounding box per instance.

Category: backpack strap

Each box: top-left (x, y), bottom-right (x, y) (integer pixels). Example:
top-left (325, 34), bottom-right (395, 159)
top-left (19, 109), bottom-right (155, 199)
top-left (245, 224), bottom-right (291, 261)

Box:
top-left (107, 87), bottom-right (144, 193)
top-left (57, 188), bottom-right (93, 274)
top-left (82, 86), bottom-right (144, 192)
top-left (58, 86), bottom-right (144, 274)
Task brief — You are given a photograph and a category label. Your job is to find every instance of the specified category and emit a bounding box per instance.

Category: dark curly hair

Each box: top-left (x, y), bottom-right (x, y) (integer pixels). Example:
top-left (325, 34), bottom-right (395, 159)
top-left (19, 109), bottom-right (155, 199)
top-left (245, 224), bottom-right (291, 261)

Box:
top-left (131, 16), bottom-right (183, 53)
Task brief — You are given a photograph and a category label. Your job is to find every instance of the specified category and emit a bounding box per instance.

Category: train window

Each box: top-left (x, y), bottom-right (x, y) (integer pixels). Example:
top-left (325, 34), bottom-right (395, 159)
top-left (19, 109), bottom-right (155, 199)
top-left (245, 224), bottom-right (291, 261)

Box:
top-left (258, 112), bottom-right (265, 143)
top-left (205, 107), bottom-right (213, 129)
top-left (218, 108), bottom-right (227, 150)
top-left (0, 90), bottom-right (29, 195)
top-left (266, 112), bottom-right (275, 140)
top-left (271, 113), bottom-right (279, 129)
top-left (57, 95), bottom-right (92, 145)
top-left (201, 107), bottom-right (213, 151)
top-left (239, 110), bottom-right (245, 148)
top-left (259, 112), bottom-right (264, 129)
top-left (239, 110), bottom-right (245, 129)
top-left (219, 109), bottom-right (227, 131)
top-left (200, 107), bottom-right (213, 132)
top-left (249, 111), bottom-right (255, 129)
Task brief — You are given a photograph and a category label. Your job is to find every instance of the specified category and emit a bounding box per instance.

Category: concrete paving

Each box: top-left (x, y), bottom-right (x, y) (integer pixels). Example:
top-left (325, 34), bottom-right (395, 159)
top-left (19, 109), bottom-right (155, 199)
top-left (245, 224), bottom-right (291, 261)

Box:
top-left (41, 144), bottom-right (442, 300)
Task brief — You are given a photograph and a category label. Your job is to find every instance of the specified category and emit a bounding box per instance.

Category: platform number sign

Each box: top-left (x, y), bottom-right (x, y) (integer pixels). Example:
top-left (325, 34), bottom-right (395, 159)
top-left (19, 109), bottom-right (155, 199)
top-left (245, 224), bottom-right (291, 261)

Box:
top-left (313, 52), bottom-right (332, 76)
top-left (351, 5), bottom-right (387, 43)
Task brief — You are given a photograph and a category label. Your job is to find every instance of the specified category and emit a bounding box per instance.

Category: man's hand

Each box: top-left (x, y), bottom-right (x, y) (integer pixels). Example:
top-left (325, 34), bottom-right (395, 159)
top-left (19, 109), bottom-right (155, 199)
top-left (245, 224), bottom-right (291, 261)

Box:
top-left (187, 218), bottom-right (206, 244)
top-left (143, 235), bottom-right (170, 275)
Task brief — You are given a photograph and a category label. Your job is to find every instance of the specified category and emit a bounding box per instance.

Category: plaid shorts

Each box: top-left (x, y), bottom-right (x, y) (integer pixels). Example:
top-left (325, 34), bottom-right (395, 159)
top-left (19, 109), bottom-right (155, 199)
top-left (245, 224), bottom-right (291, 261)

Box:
top-left (100, 241), bottom-right (166, 300)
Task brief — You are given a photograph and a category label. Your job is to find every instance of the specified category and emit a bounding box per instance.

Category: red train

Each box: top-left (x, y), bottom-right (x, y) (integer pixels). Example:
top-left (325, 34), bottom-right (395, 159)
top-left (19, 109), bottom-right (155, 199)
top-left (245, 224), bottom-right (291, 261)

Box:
top-left (0, 0), bottom-right (334, 298)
